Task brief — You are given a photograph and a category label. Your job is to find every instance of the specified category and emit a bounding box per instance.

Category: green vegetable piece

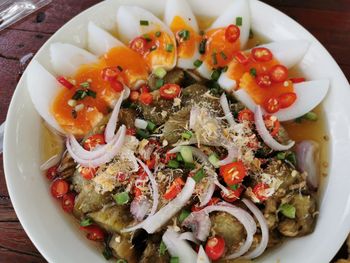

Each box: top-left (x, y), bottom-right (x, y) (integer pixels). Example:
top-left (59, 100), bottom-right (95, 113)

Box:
top-left (140, 20), bottom-right (149, 26)
top-left (154, 67), bottom-right (167, 79)
top-left (276, 152), bottom-right (286, 160)
top-left (193, 59), bottom-right (203, 68)
top-left (199, 39), bottom-right (207, 54)
top-left (230, 184), bottom-right (239, 190)
top-left (184, 162), bottom-right (196, 170)
top-left (147, 121), bottom-right (156, 132)
top-left (159, 241), bottom-right (167, 256)
top-left (211, 52), bottom-right (218, 65)
top-left (208, 153), bottom-right (220, 168)
top-left (236, 17), bottom-right (243, 26)
top-left (80, 218), bottom-right (93, 227)
top-left (211, 69), bottom-right (221, 81)
top-left (170, 257), bottom-right (179, 263)
top-left (86, 89), bottom-right (96, 98)
top-left (168, 160), bottom-right (180, 169)
top-left (180, 146), bottom-right (194, 163)
top-left (220, 51), bottom-right (227, 60)
top-left (303, 111), bottom-right (318, 121)
top-left (286, 152), bottom-right (297, 166)
top-left (192, 168), bottom-right (205, 183)
top-left (136, 128), bottom-right (150, 139)
top-left (250, 68), bottom-right (257, 77)
top-left (102, 246), bottom-right (113, 260)
top-left (178, 29), bottom-right (190, 40)
top-left (166, 43), bottom-right (174, 52)
top-left (176, 153), bottom-right (184, 162)
top-left (155, 31), bottom-right (162, 37)
top-left (116, 259), bottom-right (128, 263)
top-left (113, 192), bottom-right (130, 205)
top-left (279, 203), bottom-right (296, 219)
top-left (178, 210), bottom-right (191, 223)
top-left (155, 78), bottom-right (165, 89)
top-left (80, 82), bottom-right (90, 88)
top-left (181, 131), bottom-right (193, 140)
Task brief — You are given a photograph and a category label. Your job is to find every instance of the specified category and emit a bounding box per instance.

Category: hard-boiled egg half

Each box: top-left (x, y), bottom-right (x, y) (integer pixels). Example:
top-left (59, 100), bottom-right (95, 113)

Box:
top-left (117, 5), bottom-right (177, 71)
top-left (164, 0), bottom-right (201, 69)
top-left (196, 0), bottom-right (251, 79)
top-left (217, 40), bottom-right (329, 121)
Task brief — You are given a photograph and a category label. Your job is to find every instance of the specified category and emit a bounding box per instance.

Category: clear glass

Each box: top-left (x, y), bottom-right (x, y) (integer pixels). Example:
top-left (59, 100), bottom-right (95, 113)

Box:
top-left (0, 0), bottom-right (51, 31)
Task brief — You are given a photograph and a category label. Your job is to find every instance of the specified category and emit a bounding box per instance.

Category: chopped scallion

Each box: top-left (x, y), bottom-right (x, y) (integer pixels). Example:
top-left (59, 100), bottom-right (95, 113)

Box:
top-left (286, 152), bottom-right (297, 166)
top-left (178, 210), bottom-right (191, 223)
top-left (140, 20), bottom-right (149, 26)
top-left (80, 81), bottom-right (90, 88)
top-left (276, 152), bottom-right (286, 160)
top-left (166, 43), bottom-right (174, 52)
top-left (184, 162), bottom-right (196, 170)
top-left (176, 152), bottom-right (184, 162)
top-left (116, 259), bottom-right (128, 263)
top-left (208, 153), bottom-right (220, 168)
top-left (236, 16), bottom-right (243, 26)
top-left (212, 52), bottom-right (218, 65)
top-left (178, 29), bottom-right (190, 40)
top-left (199, 39), bottom-right (207, 54)
top-left (180, 146), bottom-right (194, 163)
top-left (211, 69), bottom-right (221, 81)
top-left (168, 159), bottom-right (180, 169)
top-left (250, 68), bottom-right (257, 77)
top-left (113, 191), bottom-right (130, 205)
top-left (159, 241), bottom-right (167, 256)
top-left (147, 121), bottom-right (156, 132)
top-left (155, 31), bottom-right (161, 37)
top-left (136, 128), bottom-right (150, 139)
top-left (181, 131), bottom-right (193, 140)
top-left (192, 168), bottom-right (205, 183)
top-left (170, 257), bottom-right (179, 263)
top-left (154, 67), bottom-right (167, 78)
top-left (278, 203), bottom-right (296, 219)
top-left (80, 218), bottom-right (93, 227)
top-left (220, 51), bottom-right (227, 60)
top-left (155, 78), bottom-right (165, 89)
top-left (193, 59), bottom-right (203, 68)
top-left (230, 184), bottom-right (239, 190)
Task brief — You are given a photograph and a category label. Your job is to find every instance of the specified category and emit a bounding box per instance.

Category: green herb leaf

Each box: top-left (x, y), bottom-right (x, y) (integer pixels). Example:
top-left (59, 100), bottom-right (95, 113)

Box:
top-left (192, 168), bottom-right (205, 183)
top-left (159, 241), bottom-right (167, 256)
top-left (113, 192), bottom-right (130, 205)
top-left (286, 152), bottom-right (297, 166)
top-left (230, 184), bottom-right (239, 191)
top-left (181, 131), bottom-right (193, 140)
top-left (178, 210), bottom-right (191, 223)
top-left (176, 152), bottom-right (184, 162)
top-left (154, 67), bottom-right (167, 78)
top-left (80, 82), bottom-right (90, 88)
top-left (178, 29), bottom-right (190, 40)
top-left (170, 257), bottom-right (179, 263)
top-left (166, 43), bottom-right (174, 52)
top-left (140, 20), bottom-right (149, 26)
top-left (236, 16), bottom-right (243, 26)
top-left (208, 153), bottom-right (220, 168)
top-left (86, 89), bottom-right (97, 98)
top-left (279, 203), bottom-right (296, 219)
top-left (193, 59), bottom-right (203, 68)
top-left (211, 69), bottom-right (221, 81)
top-left (212, 52), bottom-right (218, 65)
top-left (80, 218), bottom-right (93, 227)
top-left (168, 160), bottom-right (180, 169)
top-left (276, 152), bottom-right (286, 160)
top-left (102, 246), bottom-right (113, 260)
top-left (155, 78), bottom-right (165, 89)
top-left (155, 31), bottom-right (161, 37)
top-left (199, 39), bottom-right (207, 54)
top-left (184, 162), bottom-right (195, 170)
top-left (147, 121), bottom-right (156, 132)
top-left (220, 51), bottom-right (227, 60)
top-left (136, 129), bottom-right (150, 139)
top-left (250, 68), bottom-right (257, 77)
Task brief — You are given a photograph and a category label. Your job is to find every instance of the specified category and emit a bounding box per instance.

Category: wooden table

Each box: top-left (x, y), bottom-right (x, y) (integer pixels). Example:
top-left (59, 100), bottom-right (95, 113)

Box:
top-left (0, 0), bottom-right (349, 262)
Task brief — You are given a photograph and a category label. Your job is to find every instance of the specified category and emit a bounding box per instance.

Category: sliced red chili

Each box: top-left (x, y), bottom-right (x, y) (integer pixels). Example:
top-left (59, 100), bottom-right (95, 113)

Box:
top-left (159, 84), bottom-right (181, 100)
top-left (205, 236), bottom-right (226, 260)
top-left (264, 97), bottom-right (280, 113)
top-left (57, 76), bottom-right (74, 89)
top-left (101, 67), bottom-right (119, 82)
top-left (225, 24), bottom-right (240, 43)
top-left (140, 84), bottom-right (150, 93)
top-left (61, 192), bottom-right (75, 213)
top-left (51, 179), bottom-right (69, 199)
top-left (163, 177), bottom-right (185, 200)
top-left (221, 186), bottom-right (244, 203)
top-left (110, 79), bottom-right (124, 92)
top-left (252, 183), bottom-right (269, 202)
top-left (235, 51), bottom-right (250, 65)
top-left (80, 225), bottom-right (105, 242)
top-left (256, 74), bottom-right (272, 88)
top-left (220, 161), bottom-right (247, 186)
top-left (251, 47), bottom-right (273, 62)
top-left (46, 165), bottom-right (58, 180)
top-left (139, 92), bottom-right (153, 105)
top-left (80, 167), bottom-right (97, 180)
top-left (238, 109), bottom-right (254, 122)
top-left (278, 92), bottom-right (297, 109)
top-left (129, 36), bottom-right (149, 56)
top-left (270, 65), bottom-right (289, 83)
top-left (83, 134), bottom-right (106, 151)
top-left (129, 91), bottom-right (140, 102)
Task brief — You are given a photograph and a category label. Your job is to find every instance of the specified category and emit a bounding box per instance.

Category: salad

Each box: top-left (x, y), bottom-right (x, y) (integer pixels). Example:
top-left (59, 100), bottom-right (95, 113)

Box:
top-left (27, 0), bottom-right (329, 262)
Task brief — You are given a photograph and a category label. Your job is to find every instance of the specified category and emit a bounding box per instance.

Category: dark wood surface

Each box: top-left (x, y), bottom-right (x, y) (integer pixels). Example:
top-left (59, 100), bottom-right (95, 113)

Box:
top-left (0, 0), bottom-right (349, 262)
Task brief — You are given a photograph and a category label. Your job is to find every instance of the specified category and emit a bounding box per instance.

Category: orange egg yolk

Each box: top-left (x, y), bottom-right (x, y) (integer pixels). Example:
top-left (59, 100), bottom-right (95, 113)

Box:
top-left (170, 16), bottom-right (199, 59)
top-left (52, 46), bottom-right (149, 136)
top-left (203, 28), bottom-right (240, 68)
top-left (227, 53), bottom-right (294, 105)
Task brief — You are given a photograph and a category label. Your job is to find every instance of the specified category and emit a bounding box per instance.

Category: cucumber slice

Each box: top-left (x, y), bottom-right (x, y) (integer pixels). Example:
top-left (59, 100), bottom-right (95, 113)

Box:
top-left (180, 146), bottom-right (194, 163)
top-left (208, 153), bottom-right (220, 168)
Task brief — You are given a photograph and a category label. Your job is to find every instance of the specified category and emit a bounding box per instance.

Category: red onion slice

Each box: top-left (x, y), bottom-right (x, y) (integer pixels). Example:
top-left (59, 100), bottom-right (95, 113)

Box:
top-left (169, 146), bottom-right (210, 165)
top-left (197, 245), bottom-right (211, 263)
top-left (220, 93), bottom-right (236, 126)
top-left (179, 232), bottom-right (200, 245)
top-left (122, 177), bottom-right (196, 233)
top-left (40, 154), bottom-right (61, 170)
top-left (242, 198), bottom-right (269, 259)
top-left (254, 106), bottom-right (294, 151)
top-left (199, 180), bottom-right (215, 207)
top-left (217, 146), bottom-right (238, 166)
top-left (66, 125), bottom-right (126, 167)
top-left (136, 158), bottom-right (159, 216)
top-left (162, 229), bottom-right (198, 263)
top-left (296, 140), bottom-right (320, 189)
top-left (105, 90), bottom-right (124, 143)
top-left (130, 196), bottom-right (151, 221)
top-left (182, 210), bottom-right (212, 241)
top-left (204, 203), bottom-right (257, 259)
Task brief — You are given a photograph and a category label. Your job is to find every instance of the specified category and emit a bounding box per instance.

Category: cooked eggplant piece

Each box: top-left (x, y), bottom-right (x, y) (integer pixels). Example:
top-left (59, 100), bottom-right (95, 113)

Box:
top-left (164, 68), bottom-right (185, 86)
top-left (109, 233), bottom-right (137, 263)
top-left (210, 212), bottom-right (245, 254)
top-left (71, 170), bottom-right (88, 193)
top-left (88, 204), bottom-right (133, 233)
top-left (163, 106), bottom-right (190, 144)
top-left (119, 108), bottom-right (137, 129)
top-left (73, 184), bottom-right (112, 218)
top-left (139, 241), bottom-right (170, 263)
top-left (57, 151), bottom-right (76, 179)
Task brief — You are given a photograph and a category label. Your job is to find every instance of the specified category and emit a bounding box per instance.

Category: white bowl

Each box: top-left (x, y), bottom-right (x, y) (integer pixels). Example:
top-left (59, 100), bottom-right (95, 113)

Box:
top-left (4, 0), bottom-right (350, 262)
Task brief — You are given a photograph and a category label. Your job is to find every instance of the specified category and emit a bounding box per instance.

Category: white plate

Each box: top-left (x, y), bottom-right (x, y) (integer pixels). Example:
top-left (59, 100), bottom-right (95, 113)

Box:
top-left (3, 0), bottom-right (350, 262)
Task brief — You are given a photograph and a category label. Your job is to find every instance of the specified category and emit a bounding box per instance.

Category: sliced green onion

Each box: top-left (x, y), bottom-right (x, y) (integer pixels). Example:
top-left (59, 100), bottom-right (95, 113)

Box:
top-left (86, 89), bottom-right (96, 98)
top-left (278, 203), bottom-right (296, 219)
top-left (155, 78), bottom-right (165, 89)
top-left (136, 128), bottom-right (150, 139)
top-left (303, 111), bottom-right (318, 121)
top-left (250, 68), bottom-right (257, 77)
top-left (184, 162), bottom-right (196, 170)
top-left (211, 69), bottom-right (221, 81)
top-left (192, 168), bottom-right (205, 183)
top-left (166, 43), bottom-right (174, 52)
top-left (102, 246), bottom-right (113, 260)
top-left (236, 16), bottom-right (243, 26)
top-left (80, 81), bottom-right (90, 88)
top-left (286, 152), bottom-right (297, 166)
top-left (154, 67), bottom-right (167, 79)
top-left (180, 146), bottom-right (194, 163)
top-left (276, 152), bottom-right (286, 160)
top-left (159, 241), bottom-right (167, 256)
top-left (155, 31), bottom-right (162, 37)
top-left (222, 66), bottom-right (228, 72)
top-left (212, 52), bottom-right (218, 65)
top-left (170, 257), bottom-right (179, 263)
top-left (147, 121), bottom-right (156, 132)
top-left (181, 131), bottom-right (193, 140)
top-left (208, 153), bottom-right (220, 168)
top-left (176, 152), bottom-right (184, 162)
top-left (220, 51), bottom-right (227, 60)
top-left (116, 259), bottom-right (128, 263)
top-left (140, 20), bottom-right (149, 26)
top-left (230, 184), bottom-right (239, 190)
top-left (178, 29), bottom-right (190, 40)
top-left (199, 39), bottom-right (207, 54)
top-left (80, 218), bottom-right (93, 227)
top-left (117, 65), bottom-right (123, 72)
top-left (168, 160), bottom-right (180, 169)
top-left (178, 210), bottom-right (191, 223)
top-left (193, 59), bottom-right (203, 68)
top-left (113, 191), bottom-right (130, 205)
